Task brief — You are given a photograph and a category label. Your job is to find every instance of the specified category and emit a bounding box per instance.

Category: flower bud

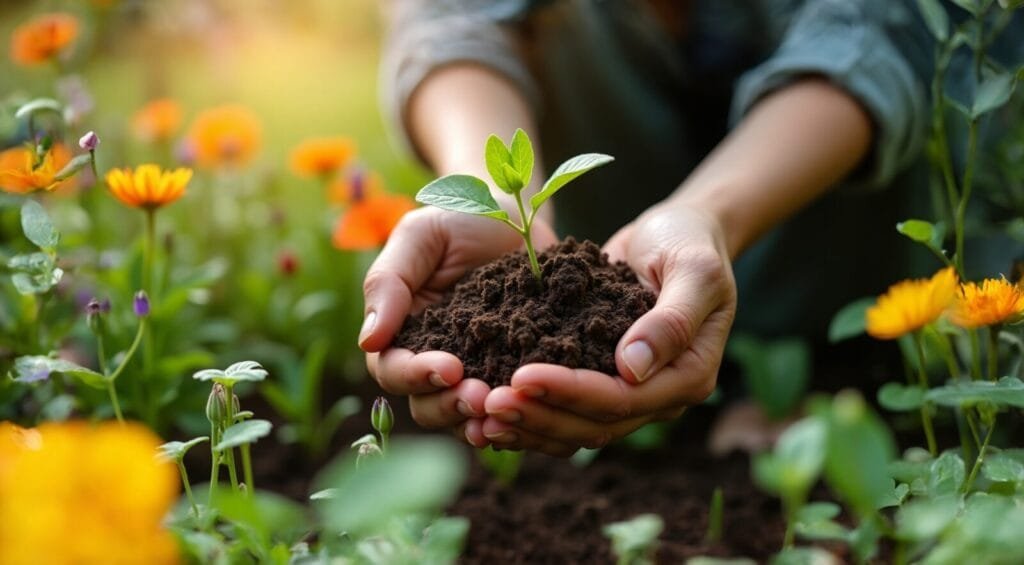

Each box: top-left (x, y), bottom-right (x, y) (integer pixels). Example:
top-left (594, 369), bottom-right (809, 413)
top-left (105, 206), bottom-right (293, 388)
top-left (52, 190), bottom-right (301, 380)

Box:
top-left (78, 130), bottom-right (99, 151)
top-left (356, 442), bottom-right (383, 468)
top-left (206, 383), bottom-right (228, 424)
top-left (371, 397), bottom-right (393, 437)
top-left (133, 290), bottom-right (150, 317)
top-left (85, 298), bottom-right (103, 332)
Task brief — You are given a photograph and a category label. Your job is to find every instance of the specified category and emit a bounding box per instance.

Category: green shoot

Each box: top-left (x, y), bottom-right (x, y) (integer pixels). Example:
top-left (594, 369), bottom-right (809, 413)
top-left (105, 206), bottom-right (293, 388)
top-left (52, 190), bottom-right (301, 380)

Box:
top-left (415, 129), bottom-right (613, 282)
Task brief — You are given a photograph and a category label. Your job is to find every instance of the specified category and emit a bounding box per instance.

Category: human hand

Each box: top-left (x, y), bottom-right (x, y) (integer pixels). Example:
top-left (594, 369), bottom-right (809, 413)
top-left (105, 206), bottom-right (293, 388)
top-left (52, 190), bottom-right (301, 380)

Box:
top-left (360, 206), bottom-right (558, 445)
top-left (479, 204), bottom-right (737, 456)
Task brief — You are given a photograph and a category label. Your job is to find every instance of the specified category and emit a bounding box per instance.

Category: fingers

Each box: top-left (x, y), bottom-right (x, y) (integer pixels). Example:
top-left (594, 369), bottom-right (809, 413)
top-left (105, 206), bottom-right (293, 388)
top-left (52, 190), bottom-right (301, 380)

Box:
top-left (370, 348), bottom-right (463, 395)
top-left (359, 210), bottom-right (444, 352)
top-left (616, 249), bottom-right (734, 384)
top-left (408, 378), bottom-right (490, 429)
top-left (481, 417), bottom-right (579, 458)
top-left (509, 364), bottom-right (633, 422)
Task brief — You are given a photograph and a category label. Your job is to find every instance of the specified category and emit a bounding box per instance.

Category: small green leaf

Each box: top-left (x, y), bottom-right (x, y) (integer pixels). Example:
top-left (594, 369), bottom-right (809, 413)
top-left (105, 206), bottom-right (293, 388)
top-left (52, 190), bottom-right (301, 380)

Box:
top-left (309, 488), bottom-right (337, 501)
top-left (824, 391), bottom-right (897, 516)
top-left (897, 219), bottom-right (935, 243)
top-left (193, 360), bottom-right (268, 385)
top-left (416, 174), bottom-right (511, 221)
top-left (774, 416), bottom-right (827, 495)
top-left (500, 163), bottom-right (523, 192)
top-left (602, 514), bottom-right (663, 563)
top-left (916, 0), bottom-right (949, 41)
top-left (828, 297), bottom-right (874, 343)
top-left (9, 355), bottom-right (106, 389)
top-left (972, 73), bottom-right (1016, 118)
top-left (927, 377), bottom-right (1024, 408)
top-left (796, 502), bottom-right (841, 523)
top-left (20, 200), bottom-right (59, 250)
top-left (771, 547), bottom-right (837, 565)
top-left (875, 482), bottom-right (911, 509)
top-left (158, 436), bottom-right (210, 462)
top-left (878, 382), bottom-right (925, 411)
top-left (484, 135), bottom-right (514, 194)
top-left (982, 452), bottom-right (1024, 483)
top-left (53, 154), bottom-right (93, 182)
top-left (929, 451), bottom-right (966, 495)
top-left (530, 153), bottom-right (614, 213)
top-left (215, 419), bottom-right (272, 451)
top-left (14, 98), bottom-right (62, 120)
top-left (895, 496), bottom-right (959, 541)
top-left (8, 252), bottom-right (62, 295)
top-left (949, 0), bottom-right (979, 14)
top-left (510, 128), bottom-right (534, 189)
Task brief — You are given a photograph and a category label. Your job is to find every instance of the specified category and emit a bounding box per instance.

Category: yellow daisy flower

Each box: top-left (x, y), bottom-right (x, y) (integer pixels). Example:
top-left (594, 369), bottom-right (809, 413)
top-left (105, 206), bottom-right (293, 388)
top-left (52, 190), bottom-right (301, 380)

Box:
top-left (950, 277), bottom-right (1024, 328)
top-left (105, 164), bottom-right (192, 209)
top-left (866, 267), bottom-right (958, 340)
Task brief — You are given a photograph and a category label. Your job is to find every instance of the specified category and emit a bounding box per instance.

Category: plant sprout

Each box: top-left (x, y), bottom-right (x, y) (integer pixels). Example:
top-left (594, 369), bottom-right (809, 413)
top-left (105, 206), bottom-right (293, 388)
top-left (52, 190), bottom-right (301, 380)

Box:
top-left (415, 128), bottom-right (613, 282)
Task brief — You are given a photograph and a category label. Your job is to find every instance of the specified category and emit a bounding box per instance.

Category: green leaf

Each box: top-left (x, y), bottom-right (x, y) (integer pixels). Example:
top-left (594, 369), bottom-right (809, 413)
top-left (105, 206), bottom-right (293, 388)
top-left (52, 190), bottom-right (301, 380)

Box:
top-left (53, 154), bottom-right (93, 182)
top-left (315, 437), bottom-right (466, 536)
top-left (9, 355), bottom-right (106, 389)
top-left (828, 297), bottom-right (874, 343)
top-left (510, 128), bottom-right (534, 189)
top-left (796, 502), bottom-right (841, 523)
top-left (999, 0), bottom-right (1024, 9)
top-left (875, 482), bottom-right (911, 509)
top-left (929, 451), bottom-right (966, 495)
top-left (897, 219), bottom-right (935, 243)
top-left (602, 514), bottom-right (663, 563)
top-left (878, 382), bottom-right (925, 411)
top-left (927, 377), bottom-right (1024, 408)
top-left (484, 135), bottom-right (514, 194)
top-left (193, 360), bottom-right (268, 385)
top-left (158, 436), bottom-right (209, 462)
top-left (895, 496), bottom-right (959, 541)
top-left (8, 252), bottom-right (62, 295)
top-left (949, 0), bottom-right (979, 14)
top-left (982, 452), bottom-right (1024, 483)
top-left (726, 335), bottom-right (810, 419)
top-left (309, 488), bottom-right (337, 501)
top-left (500, 163), bottom-right (523, 192)
top-left (14, 98), bottom-right (62, 120)
top-left (416, 174), bottom-right (511, 221)
top-left (477, 445), bottom-right (524, 486)
top-left (215, 419), bottom-right (272, 450)
top-left (972, 72), bottom-right (1016, 118)
top-left (916, 0), bottom-right (949, 41)
top-left (771, 547), bottom-right (838, 565)
top-left (211, 487), bottom-right (309, 550)
top-left (774, 416), bottom-right (827, 495)
top-left (824, 391), bottom-right (897, 516)
top-left (20, 200), bottom-right (58, 250)
top-left (529, 153), bottom-right (614, 213)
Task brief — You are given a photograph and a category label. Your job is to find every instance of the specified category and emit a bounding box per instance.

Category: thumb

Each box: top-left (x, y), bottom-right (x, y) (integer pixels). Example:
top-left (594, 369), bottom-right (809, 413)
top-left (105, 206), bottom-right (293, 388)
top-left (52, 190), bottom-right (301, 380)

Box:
top-left (615, 252), bottom-right (732, 384)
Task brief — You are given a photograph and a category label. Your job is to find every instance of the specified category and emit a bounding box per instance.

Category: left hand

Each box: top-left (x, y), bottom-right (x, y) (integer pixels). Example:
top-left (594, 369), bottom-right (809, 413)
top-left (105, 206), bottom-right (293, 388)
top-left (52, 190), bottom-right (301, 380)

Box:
top-left (476, 204), bottom-right (737, 456)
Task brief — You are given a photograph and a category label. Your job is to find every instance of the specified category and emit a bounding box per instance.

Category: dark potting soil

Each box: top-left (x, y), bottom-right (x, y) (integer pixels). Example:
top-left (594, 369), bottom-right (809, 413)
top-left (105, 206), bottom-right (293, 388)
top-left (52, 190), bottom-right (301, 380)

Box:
top-left (393, 238), bottom-right (656, 388)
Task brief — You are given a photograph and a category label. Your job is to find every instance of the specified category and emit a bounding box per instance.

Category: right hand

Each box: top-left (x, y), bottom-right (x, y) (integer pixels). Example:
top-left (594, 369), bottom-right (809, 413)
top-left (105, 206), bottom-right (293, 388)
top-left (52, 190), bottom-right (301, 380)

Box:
top-left (360, 206), bottom-right (558, 447)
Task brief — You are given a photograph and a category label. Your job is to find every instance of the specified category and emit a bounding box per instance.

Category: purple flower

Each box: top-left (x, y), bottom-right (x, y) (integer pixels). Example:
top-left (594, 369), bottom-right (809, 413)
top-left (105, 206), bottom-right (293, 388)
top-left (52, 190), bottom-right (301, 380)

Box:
top-left (133, 291), bottom-right (150, 317)
top-left (79, 131), bottom-right (100, 151)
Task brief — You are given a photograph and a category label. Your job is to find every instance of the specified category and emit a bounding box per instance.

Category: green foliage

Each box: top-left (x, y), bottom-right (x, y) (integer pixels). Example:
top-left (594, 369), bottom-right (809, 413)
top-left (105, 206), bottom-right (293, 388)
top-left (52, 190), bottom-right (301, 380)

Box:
top-left (20, 200), bottom-right (58, 251)
top-left (9, 355), bottom-right (105, 389)
top-left (158, 436), bottom-right (209, 461)
top-left (827, 297), bottom-right (874, 343)
top-left (216, 419), bottom-right (273, 451)
top-left (477, 445), bottom-right (524, 486)
top-left (727, 334), bottom-right (810, 419)
top-left (972, 72), bottom-right (1017, 118)
top-left (602, 514), bottom-right (663, 565)
top-left (878, 382), bottom-right (925, 411)
top-left (916, 0), bottom-right (950, 40)
top-left (416, 175), bottom-right (510, 220)
top-left (193, 360), bottom-right (269, 386)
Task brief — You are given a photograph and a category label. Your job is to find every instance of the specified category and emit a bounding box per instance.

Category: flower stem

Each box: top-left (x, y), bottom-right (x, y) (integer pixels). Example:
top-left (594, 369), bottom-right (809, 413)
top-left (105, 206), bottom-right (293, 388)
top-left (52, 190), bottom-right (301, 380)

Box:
top-left (513, 191), bottom-right (542, 283)
top-left (954, 118), bottom-right (979, 276)
top-left (106, 381), bottom-right (124, 424)
top-left (988, 325), bottom-right (1001, 381)
top-left (209, 423), bottom-right (221, 502)
top-left (913, 332), bottom-right (938, 456)
top-left (107, 318), bottom-right (147, 383)
top-left (969, 328), bottom-right (983, 381)
top-left (178, 460), bottom-right (199, 518)
top-left (241, 444), bottom-right (254, 494)
top-left (223, 385), bottom-right (239, 491)
top-left (963, 415), bottom-right (995, 494)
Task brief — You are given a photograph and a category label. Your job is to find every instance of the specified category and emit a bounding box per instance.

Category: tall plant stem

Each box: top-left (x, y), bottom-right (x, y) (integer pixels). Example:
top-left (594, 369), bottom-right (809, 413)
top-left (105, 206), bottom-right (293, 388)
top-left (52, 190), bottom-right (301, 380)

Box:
top-left (223, 385), bottom-right (240, 491)
top-left (963, 416), bottom-right (996, 494)
top-left (241, 444), bottom-right (254, 494)
top-left (513, 192), bottom-right (542, 282)
top-left (208, 423), bottom-right (221, 501)
top-left (143, 209), bottom-right (157, 424)
top-left (913, 332), bottom-right (938, 456)
top-left (954, 119), bottom-right (979, 276)
top-left (178, 460), bottom-right (199, 518)
top-left (969, 328), bottom-right (983, 381)
top-left (106, 382), bottom-right (124, 424)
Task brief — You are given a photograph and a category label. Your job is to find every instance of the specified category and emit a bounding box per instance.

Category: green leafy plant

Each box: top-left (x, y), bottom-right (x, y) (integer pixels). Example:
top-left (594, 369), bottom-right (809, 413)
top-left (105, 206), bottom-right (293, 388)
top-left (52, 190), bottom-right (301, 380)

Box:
top-left (415, 129), bottom-right (613, 282)
top-left (602, 513), bottom-right (664, 565)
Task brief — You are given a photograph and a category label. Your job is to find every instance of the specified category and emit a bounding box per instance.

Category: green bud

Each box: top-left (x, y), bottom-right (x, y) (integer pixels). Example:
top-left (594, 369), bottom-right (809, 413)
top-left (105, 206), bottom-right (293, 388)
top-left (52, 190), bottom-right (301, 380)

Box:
top-left (206, 383), bottom-right (228, 424)
top-left (371, 396), bottom-right (393, 436)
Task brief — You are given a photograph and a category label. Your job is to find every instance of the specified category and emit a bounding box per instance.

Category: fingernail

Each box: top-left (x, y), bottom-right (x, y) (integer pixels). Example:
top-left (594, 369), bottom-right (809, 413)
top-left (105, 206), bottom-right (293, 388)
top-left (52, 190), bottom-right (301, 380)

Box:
top-left (484, 430), bottom-right (518, 443)
top-left (493, 410), bottom-right (522, 424)
top-left (623, 340), bottom-right (654, 382)
top-left (516, 385), bottom-right (545, 398)
top-left (456, 400), bottom-right (478, 418)
top-left (358, 311), bottom-right (377, 345)
top-left (428, 372), bottom-right (447, 388)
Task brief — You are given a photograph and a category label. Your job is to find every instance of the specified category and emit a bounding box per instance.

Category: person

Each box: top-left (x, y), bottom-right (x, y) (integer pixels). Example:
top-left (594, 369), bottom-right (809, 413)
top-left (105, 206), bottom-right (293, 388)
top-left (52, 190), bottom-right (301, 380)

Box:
top-left (355, 0), bottom-right (993, 457)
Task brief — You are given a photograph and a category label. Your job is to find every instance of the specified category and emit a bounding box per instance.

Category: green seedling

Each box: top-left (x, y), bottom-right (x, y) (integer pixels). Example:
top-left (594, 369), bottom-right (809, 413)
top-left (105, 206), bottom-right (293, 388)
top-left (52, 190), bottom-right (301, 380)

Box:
top-left (415, 128), bottom-right (613, 282)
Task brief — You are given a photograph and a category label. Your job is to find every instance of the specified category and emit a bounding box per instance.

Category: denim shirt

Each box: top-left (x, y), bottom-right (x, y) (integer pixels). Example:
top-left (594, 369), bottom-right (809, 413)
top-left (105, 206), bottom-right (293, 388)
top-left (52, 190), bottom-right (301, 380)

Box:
top-left (381, 0), bottom-right (1023, 336)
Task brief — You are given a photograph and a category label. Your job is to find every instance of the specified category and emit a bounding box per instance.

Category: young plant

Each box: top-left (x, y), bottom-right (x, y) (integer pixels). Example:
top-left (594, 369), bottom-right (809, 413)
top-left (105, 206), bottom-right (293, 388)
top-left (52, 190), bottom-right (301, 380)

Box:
top-left (415, 129), bottom-right (613, 282)
top-left (602, 513), bottom-right (664, 565)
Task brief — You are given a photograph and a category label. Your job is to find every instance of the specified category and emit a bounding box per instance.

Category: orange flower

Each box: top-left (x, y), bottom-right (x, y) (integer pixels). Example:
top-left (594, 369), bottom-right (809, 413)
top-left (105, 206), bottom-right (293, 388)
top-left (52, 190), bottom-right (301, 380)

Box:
top-left (10, 13), bottom-right (79, 66)
top-left (0, 421), bottom-right (179, 564)
top-left (950, 278), bottom-right (1024, 328)
top-left (866, 267), bottom-right (958, 340)
top-left (106, 164), bottom-right (192, 209)
top-left (0, 144), bottom-right (72, 194)
top-left (187, 105), bottom-right (262, 168)
top-left (333, 193), bottom-right (416, 250)
top-left (290, 137), bottom-right (356, 178)
top-left (132, 98), bottom-right (183, 143)
top-left (328, 168), bottom-right (384, 205)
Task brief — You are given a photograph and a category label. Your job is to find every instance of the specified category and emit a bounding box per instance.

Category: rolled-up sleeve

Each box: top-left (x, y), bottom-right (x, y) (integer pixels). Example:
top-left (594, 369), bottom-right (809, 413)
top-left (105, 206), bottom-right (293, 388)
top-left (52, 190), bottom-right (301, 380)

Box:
top-left (731, 0), bottom-right (935, 189)
top-left (380, 0), bottom-right (540, 162)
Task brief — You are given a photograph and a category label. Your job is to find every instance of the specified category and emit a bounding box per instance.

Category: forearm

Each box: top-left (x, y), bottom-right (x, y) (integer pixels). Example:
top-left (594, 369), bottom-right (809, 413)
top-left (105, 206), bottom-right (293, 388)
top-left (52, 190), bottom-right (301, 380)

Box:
top-left (407, 63), bottom-right (551, 223)
top-left (668, 78), bottom-right (873, 259)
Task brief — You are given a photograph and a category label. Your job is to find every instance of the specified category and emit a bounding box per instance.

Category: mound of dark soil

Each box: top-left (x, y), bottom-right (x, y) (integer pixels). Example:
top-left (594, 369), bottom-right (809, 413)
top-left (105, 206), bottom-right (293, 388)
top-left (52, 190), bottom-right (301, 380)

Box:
top-left (393, 238), bottom-right (656, 388)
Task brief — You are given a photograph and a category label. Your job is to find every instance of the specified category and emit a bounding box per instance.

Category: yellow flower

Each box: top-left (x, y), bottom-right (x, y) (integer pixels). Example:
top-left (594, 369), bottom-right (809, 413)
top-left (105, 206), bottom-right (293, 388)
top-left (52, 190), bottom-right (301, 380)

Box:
top-left (950, 277), bottom-right (1024, 328)
top-left (10, 13), bottom-right (79, 67)
top-left (0, 421), bottom-right (180, 565)
top-left (866, 267), bottom-right (958, 340)
top-left (187, 105), bottom-right (261, 168)
top-left (132, 98), bottom-right (183, 143)
top-left (290, 137), bottom-right (357, 178)
top-left (0, 144), bottom-right (72, 194)
top-left (106, 164), bottom-right (192, 209)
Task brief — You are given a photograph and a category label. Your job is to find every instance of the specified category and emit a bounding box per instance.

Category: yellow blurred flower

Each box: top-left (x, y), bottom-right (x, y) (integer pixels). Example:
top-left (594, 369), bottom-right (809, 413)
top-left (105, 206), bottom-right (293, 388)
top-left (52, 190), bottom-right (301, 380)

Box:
top-left (133, 99), bottom-right (183, 143)
top-left (10, 13), bottom-right (79, 67)
top-left (187, 105), bottom-right (261, 168)
top-left (0, 421), bottom-right (180, 565)
top-left (0, 144), bottom-right (72, 194)
top-left (950, 277), bottom-right (1024, 328)
top-left (106, 164), bottom-right (192, 209)
top-left (290, 137), bottom-right (356, 178)
top-left (866, 267), bottom-right (958, 340)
